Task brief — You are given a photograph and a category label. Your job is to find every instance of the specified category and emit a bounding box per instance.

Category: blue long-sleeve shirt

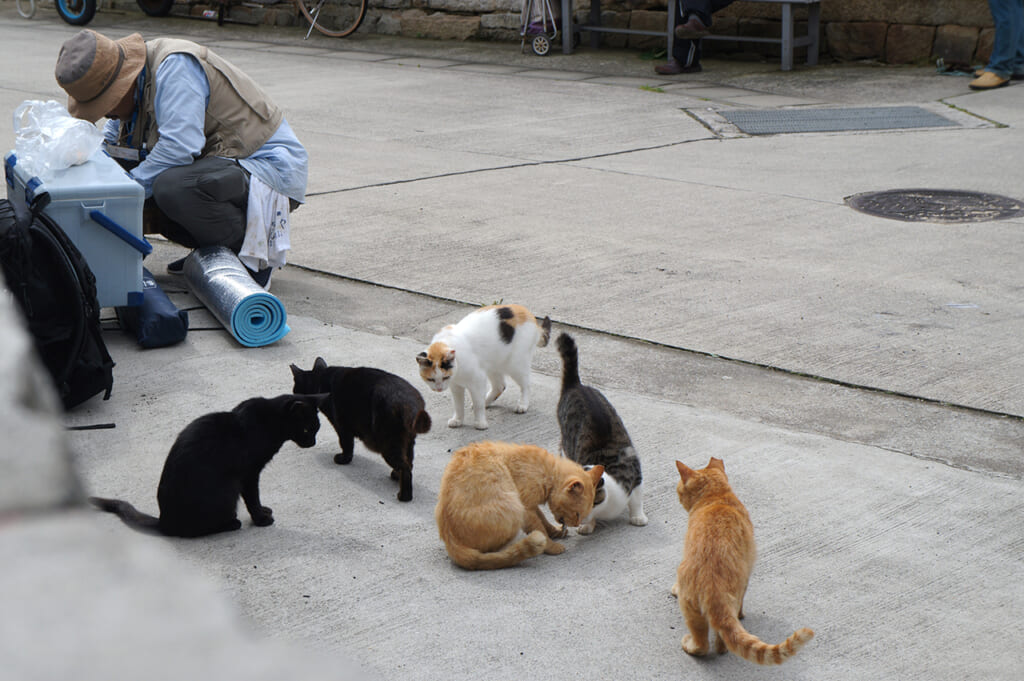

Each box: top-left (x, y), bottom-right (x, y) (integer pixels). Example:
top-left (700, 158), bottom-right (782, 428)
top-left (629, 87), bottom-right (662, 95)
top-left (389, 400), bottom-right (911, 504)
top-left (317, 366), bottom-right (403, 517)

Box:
top-left (104, 53), bottom-right (307, 203)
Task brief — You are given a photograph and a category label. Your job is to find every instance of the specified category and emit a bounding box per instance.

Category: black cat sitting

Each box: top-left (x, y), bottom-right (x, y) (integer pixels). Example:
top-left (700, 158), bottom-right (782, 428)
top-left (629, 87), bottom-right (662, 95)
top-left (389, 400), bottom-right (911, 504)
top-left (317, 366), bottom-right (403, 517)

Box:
top-left (290, 357), bottom-right (431, 502)
top-left (90, 394), bottom-right (326, 538)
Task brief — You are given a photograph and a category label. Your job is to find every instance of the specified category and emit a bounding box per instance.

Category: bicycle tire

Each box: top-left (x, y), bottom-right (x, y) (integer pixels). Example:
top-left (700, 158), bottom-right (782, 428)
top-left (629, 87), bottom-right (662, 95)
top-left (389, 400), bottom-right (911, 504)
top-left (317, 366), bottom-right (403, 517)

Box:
top-left (136, 0), bottom-right (175, 16)
top-left (295, 0), bottom-right (367, 38)
top-left (16, 0), bottom-right (37, 19)
top-left (55, 0), bottom-right (97, 25)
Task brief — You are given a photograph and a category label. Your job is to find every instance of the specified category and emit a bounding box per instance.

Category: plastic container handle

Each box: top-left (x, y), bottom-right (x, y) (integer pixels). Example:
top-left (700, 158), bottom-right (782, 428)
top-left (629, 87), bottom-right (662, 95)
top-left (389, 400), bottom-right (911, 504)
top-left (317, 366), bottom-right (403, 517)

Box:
top-left (88, 209), bottom-right (153, 256)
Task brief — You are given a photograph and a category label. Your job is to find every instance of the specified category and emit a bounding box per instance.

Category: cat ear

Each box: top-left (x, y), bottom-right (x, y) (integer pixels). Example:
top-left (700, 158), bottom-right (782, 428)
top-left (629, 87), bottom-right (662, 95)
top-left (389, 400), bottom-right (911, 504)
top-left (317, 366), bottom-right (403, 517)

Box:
top-left (289, 363), bottom-right (301, 377)
top-left (708, 457), bottom-right (725, 471)
top-left (567, 480), bottom-right (584, 496)
top-left (314, 357), bottom-right (328, 370)
top-left (676, 460), bottom-right (695, 482)
top-left (587, 465), bottom-right (604, 485)
top-left (416, 352), bottom-right (432, 368)
top-left (444, 349), bottom-right (456, 362)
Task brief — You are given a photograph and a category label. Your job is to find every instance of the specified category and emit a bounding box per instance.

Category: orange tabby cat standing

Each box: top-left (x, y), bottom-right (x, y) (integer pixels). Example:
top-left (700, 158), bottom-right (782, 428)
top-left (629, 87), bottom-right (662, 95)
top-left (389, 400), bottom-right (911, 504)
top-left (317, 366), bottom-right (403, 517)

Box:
top-left (436, 441), bottom-right (603, 570)
top-left (672, 458), bottom-right (814, 665)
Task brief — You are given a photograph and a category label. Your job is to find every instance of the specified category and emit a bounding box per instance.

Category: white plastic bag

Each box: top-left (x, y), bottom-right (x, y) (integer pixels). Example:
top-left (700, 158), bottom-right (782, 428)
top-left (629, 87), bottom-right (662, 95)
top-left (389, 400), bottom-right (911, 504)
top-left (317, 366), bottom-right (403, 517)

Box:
top-left (13, 99), bottom-right (103, 180)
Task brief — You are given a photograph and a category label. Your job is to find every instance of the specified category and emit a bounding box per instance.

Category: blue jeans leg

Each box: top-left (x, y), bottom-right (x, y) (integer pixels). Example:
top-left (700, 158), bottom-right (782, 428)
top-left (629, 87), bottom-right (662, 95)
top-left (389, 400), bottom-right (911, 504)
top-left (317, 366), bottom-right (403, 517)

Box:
top-left (986, 0), bottom-right (1024, 77)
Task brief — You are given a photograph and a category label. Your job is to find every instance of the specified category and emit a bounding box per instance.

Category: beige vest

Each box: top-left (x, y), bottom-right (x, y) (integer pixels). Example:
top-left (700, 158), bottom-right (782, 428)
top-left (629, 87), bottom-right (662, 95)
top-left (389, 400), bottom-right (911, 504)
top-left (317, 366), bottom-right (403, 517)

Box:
top-left (123, 38), bottom-right (283, 159)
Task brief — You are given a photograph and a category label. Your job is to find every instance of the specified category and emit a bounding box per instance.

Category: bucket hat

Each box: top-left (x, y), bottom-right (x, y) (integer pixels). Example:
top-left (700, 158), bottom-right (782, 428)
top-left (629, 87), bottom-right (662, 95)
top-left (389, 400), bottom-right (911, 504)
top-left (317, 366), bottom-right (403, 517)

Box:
top-left (55, 30), bottom-right (146, 123)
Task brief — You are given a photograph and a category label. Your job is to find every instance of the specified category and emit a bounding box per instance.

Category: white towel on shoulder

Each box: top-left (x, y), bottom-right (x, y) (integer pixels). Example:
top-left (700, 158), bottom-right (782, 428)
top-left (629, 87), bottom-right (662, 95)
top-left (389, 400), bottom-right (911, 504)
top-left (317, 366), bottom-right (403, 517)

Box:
top-left (240, 173), bottom-right (291, 273)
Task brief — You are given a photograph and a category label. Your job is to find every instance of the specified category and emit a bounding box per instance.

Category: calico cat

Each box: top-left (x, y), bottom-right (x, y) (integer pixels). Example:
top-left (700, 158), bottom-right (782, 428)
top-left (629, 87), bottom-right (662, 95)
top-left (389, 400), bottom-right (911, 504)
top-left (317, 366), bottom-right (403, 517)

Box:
top-left (89, 394), bottom-right (326, 538)
top-left (435, 441), bottom-right (604, 570)
top-left (290, 357), bottom-right (431, 502)
top-left (672, 458), bottom-right (814, 665)
top-left (416, 304), bottom-right (551, 430)
top-left (556, 333), bottom-right (647, 534)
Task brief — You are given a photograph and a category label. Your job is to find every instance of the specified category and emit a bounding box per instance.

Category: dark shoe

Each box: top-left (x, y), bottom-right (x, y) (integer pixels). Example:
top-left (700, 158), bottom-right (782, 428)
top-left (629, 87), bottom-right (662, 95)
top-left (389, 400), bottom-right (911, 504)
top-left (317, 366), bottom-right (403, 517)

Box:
top-left (654, 58), bottom-right (703, 75)
top-left (246, 266), bottom-right (274, 291)
top-left (674, 15), bottom-right (710, 40)
top-left (166, 256), bottom-right (187, 274)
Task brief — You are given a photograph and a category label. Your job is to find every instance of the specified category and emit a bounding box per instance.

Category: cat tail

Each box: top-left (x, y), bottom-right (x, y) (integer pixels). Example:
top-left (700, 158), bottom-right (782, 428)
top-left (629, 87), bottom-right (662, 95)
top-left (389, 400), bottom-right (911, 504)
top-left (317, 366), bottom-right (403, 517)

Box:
top-left (89, 497), bottom-right (163, 535)
top-left (444, 530), bottom-right (547, 570)
top-left (712, 603), bottom-right (814, 665)
top-left (556, 332), bottom-right (581, 390)
top-left (414, 409), bottom-right (432, 434)
top-left (536, 316), bottom-right (552, 347)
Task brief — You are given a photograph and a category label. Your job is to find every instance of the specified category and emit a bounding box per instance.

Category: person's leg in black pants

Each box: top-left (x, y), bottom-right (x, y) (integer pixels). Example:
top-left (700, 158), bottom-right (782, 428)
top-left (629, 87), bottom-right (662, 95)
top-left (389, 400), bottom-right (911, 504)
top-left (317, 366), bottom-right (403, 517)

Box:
top-left (149, 156), bottom-right (249, 253)
top-left (679, 0), bottom-right (735, 31)
top-left (655, 2), bottom-right (704, 75)
top-left (655, 0), bottom-right (734, 74)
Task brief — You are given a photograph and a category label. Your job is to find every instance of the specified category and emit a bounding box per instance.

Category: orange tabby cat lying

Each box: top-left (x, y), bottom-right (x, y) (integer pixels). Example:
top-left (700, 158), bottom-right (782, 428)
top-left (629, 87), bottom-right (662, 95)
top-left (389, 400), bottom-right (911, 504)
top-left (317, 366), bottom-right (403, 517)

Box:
top-left (436, 441), bottom-right (603, 570)
top-left (672, 458), bottom-right (814, 665)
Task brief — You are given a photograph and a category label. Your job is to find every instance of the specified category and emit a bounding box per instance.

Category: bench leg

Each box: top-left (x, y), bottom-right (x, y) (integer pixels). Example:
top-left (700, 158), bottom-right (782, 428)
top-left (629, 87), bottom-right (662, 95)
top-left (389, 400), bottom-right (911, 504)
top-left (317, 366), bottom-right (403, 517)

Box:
top-left (807, 3), bottom-right (820, 66)
top-left (589, 0), bottom-right (601, 48)
top-left (781, 2), bottom-right (793, 71)
top-left (666, 0), bottom-right (676, 65)
top-left (561, 0), bottom-right (573, 54)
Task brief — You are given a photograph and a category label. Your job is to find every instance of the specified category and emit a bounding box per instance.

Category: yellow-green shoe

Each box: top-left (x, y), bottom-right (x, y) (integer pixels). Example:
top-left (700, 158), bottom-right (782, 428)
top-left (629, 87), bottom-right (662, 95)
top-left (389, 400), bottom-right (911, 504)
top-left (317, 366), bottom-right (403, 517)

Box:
top-left (969, 71), bottom-right (1009, 90)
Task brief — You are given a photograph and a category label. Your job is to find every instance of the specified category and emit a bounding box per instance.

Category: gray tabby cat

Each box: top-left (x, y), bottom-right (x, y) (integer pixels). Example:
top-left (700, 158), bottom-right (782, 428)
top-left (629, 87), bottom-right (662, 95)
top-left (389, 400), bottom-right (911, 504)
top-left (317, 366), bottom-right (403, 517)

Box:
top-left (556, 333), bottom-right (647, 534)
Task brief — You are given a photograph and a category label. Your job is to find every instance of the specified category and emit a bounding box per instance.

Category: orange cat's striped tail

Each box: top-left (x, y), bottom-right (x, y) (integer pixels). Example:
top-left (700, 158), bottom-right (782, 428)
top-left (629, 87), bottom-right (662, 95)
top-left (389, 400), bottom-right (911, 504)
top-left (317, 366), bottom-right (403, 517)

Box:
top-left (442, 530), bottom-right (547, 570)
top-left (713, 606), bottom-right (814, 665)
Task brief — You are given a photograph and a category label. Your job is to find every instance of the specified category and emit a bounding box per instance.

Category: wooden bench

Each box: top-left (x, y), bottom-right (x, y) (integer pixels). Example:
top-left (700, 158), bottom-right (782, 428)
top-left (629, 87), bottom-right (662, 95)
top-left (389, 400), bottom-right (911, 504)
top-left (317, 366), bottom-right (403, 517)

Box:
top-left (559, 0), bottom-right (821, 72)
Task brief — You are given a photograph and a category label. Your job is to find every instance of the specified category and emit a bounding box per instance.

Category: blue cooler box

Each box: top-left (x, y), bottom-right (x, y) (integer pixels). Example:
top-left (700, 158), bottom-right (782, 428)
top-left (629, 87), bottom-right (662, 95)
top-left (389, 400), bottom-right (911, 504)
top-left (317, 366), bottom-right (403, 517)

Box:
top-left (4, 149), bottom-right (147, 308)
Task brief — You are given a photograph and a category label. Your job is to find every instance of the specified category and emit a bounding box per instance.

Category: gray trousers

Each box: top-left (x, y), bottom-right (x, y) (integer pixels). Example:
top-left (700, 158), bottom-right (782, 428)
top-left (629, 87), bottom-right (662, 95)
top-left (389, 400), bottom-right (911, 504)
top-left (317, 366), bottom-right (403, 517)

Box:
top-left (149, 156), bottom-right (249, 253)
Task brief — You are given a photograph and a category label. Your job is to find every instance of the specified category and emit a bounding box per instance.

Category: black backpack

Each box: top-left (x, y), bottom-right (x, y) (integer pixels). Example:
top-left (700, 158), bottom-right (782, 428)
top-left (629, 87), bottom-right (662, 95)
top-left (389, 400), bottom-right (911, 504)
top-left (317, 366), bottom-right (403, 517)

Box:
top-left (0, 196), bottom-right (114, 409)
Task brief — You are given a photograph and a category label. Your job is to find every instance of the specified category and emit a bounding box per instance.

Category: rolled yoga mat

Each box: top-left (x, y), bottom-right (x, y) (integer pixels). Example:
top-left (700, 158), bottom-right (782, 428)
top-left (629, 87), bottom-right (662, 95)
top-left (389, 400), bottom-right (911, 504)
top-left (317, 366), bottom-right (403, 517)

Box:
top-left (183, 246), bottom-right (290, 348)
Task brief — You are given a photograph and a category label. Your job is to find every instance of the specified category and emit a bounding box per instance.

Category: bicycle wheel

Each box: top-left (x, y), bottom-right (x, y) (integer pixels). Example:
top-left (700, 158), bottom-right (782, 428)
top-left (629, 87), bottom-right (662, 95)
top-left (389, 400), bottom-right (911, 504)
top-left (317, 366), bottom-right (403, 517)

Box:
top-left (295, 0), bottom-right (367, 38)
top-left (136, 0), bottom-right (175, 16)
top-left (55, 0), bottom-right (97, 25)
top-left (16, 0), bottom-right (37, 18)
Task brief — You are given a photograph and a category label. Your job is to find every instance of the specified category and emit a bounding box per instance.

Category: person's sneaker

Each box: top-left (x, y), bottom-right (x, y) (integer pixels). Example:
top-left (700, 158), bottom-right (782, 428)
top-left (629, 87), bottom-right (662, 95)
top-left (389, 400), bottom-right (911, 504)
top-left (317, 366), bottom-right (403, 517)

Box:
top-left (166, 256), bottom-right (188, 274)
top-left (246, 266), bottom-right (274, 291)
top-left (969, 71), bottom-right (1010, 90)
top-left (654, 58), bottom-right (702, 75)
top-left (974, 67), bottom-right (1024, 80)
top-left (674, 15), bottom-right (710, 40)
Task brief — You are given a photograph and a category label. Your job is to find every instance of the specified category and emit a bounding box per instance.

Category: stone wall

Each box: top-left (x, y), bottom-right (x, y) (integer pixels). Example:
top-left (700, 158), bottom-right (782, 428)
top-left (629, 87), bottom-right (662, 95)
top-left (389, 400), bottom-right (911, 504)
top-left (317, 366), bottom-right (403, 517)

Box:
top-left (158, 0), bottom-right (996, 65)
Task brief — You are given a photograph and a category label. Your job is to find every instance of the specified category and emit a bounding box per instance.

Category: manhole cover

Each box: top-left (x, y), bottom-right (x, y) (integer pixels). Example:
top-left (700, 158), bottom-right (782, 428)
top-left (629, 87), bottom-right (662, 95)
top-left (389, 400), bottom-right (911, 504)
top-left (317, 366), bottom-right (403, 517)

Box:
top-left (721, 106), bottom-right (958, 135)
top-left (846, 189), bottom-right (1024, 223)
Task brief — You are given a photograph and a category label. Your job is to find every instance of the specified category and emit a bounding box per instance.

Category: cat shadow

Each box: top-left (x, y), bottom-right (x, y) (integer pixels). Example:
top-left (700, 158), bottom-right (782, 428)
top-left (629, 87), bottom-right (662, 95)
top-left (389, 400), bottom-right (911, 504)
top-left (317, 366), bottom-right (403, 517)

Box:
top-left (311, 445), bottom-right (440, 505)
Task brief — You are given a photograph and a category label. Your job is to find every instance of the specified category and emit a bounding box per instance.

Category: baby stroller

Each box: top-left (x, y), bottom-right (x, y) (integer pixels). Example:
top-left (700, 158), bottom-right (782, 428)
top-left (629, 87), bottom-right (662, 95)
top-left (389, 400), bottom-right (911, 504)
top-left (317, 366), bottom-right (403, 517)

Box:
top-left (519, 0), bottom-right (560, 56)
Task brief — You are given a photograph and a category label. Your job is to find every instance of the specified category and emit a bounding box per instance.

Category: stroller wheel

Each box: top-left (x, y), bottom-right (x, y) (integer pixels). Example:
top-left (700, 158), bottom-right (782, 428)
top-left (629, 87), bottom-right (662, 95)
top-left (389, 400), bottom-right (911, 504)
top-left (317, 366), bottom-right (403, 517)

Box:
top-left (532, 34), bottom-right (551, 56)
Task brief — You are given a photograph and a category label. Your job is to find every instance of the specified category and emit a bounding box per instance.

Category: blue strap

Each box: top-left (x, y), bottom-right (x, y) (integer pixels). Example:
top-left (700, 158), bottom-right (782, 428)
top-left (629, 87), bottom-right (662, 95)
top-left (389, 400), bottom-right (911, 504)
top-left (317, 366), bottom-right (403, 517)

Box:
top-left (88, 210), bottom-right (153, 256)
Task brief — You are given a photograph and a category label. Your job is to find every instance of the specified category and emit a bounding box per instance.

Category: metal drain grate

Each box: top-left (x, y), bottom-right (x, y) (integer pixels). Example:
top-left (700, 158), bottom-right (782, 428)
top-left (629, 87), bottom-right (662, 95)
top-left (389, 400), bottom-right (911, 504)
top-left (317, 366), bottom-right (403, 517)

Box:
top-left (846, 189), bottom-right (1024, 223)
top-left (721, 106), bottom-right (958, 135)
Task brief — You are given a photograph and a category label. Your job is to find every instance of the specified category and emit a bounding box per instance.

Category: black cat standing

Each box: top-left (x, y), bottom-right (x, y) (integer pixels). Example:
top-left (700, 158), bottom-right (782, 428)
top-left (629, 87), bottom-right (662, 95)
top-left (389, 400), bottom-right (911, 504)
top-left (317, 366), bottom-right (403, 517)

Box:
top-left (90, 394), bottom-right (326, 538)
top-left (290, 357), bottom-right (431, 502)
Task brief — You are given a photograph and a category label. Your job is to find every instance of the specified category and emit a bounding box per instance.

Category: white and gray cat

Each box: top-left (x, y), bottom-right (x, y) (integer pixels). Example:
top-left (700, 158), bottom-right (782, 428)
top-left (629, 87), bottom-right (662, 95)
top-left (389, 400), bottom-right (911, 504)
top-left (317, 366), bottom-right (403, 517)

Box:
top-left (556, 333), bottom-right (647, 534)
top-left (417, 304), bottom-right (551, 430)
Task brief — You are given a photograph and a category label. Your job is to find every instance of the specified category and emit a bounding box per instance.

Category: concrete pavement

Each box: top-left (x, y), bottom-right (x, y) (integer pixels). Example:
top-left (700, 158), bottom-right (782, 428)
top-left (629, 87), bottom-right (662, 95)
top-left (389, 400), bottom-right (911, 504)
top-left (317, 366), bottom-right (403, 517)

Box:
top-left (1, 5), bottom-right (1022, 681)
